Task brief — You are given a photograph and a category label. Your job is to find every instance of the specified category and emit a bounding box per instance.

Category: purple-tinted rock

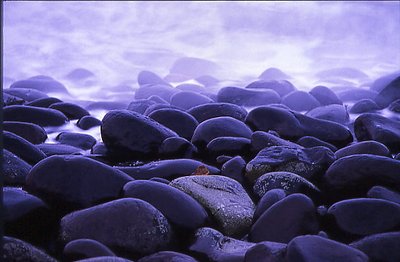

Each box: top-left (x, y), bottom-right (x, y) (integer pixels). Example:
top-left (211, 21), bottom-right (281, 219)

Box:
top-left (187, 102), bottom-right (247, 123)
top-left (334, 141), bottom-right (390, 159)
top-left (170, 91), bottom-right (213, 110)
top-left (4, 105), bottom-right (68, 127)
top-left (217, 86), bottom-right (281, 106)
top-left (49, 102), bottom-right (90, 120)
top-left (77, 115), bottom-right (102, 130)
top-left (367, 186), bottom-right (400, 204)
top-left (309, 85), bottom-right (342, 106)
top-left (282, 91), bottom-right (321, 111)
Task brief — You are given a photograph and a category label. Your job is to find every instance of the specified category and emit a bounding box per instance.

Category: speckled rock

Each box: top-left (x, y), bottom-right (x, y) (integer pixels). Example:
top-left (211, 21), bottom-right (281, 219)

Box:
top-left (170, 175), bottom-right (255, 236)
top-left (4, 149), bottom-right (31, 186)
top-left (2, 236), bottom-right (57, 262)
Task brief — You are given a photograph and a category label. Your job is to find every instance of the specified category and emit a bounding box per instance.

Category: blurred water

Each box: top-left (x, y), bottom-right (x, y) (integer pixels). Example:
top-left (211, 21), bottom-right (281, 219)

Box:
top-left (4, 1), bottom-right (400, 94)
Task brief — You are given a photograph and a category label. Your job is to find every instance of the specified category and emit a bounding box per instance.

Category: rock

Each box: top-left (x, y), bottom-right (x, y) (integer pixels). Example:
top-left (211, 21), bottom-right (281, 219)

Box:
top-left (24, 155), bottom-right (133, 212)
top-left (3, 93), bottom-right (25, 106)
top-left (5, 88), bottom-right (49, 102)
top-left (337, 88), bottom-right (378, 102)
top-left (189, 227), bottom-right (255, 262)
top-left (296, 136), bottom-right (337, 152)
top-left (2, 236), bottom-right (57, 262)
top-left (327, 198), bottom-right (400, 235)
top-left (10, 77), bottom-right (68, 93)
top-left (149, 177), bottom-right (170, 184)
top-left (144, 104), bottom-right (181, 116)
top-left (117, 159), bottom-right (219, 180)
top-left (389, 99), bottom-right (400, 112)
top-left (375, 76), bottom-right (400, 107)
top-left (282, 91), bottom-right (321, 111)
top-left (63, 239), bottom-right (116, 261)
top-left (221, 156), bottom-right (246, 184)
top-left (367, 186), bottom-right (400, 204)
top-left (253, 172), bottom-right (320, 200)
top-left (250, 131), bottom-right (301, 153)
top-left (3, 121), bottom-right (48, 144)
top-left (354, 113), bottom-right (400, 152)
top-left (249, 194), bottom-right (318, 243)
top-left (4, 105), bottom-right (68, 127)
top-left (60, 198), bottom-right (173, 256)
top-left (170, 91), bottom-right (213, 110)
top-left (138, 70), bottom-right (170, 87)
top-left (334, 141), bottom-right (390, 159)
top-left (86, 101), bottom-right (128, 111)
top-left (159, 137), bottom-right (198, 159)
top-left (191, 116), bottom-right (252, 149)
top-left (286, 235), bottom-right (368, 262)
top-left (56, 132), bottom-right (96, 151)
top-left (138, 251), bottom-right (198, 262)
top-left (135, 84), bottom-right (179, 102)
top-left (350, 232), bottom-right (400, 262)
top-left (258, 67), bottom-right (291, 81)
top-left (371, 71), bottom-right (400, 92)
top-left (169, 57), bottom-right (220, 79)
top-left (37, 143), bottom-right (84, 156)
top-left (245, 80), bottom-right (296, 97)
top-left (170, 175), bottom-right (255, 236)
top-left (127, 99), bottom-right (157, 115)
top-left (26, 97), bottom-right (62, 108)
top-left (148, 108), bottom-right (199, 140)
top-left (77, 115), bottom-right (102, 130)
top-left (217, 86), bottom-right (280, 106)
top-left (188, 103), bottom-right (248, 123)
top-left (309, 85), bottom-right (342, 105)
top-left (306, 104), bottom-right (349, 124)
top-left (244, 241), bottom-right (287, 262)
top-left (207, 137), bottom-right (251, 158)
top-left (49, 102), bottom-right (90, 120)
top-left (350, 99), bottom-right (380, 113)
top-left (101, 110), bottom-right (178, 159)
top-left (324, 154), bottom-right (400, 194)
top-left (75, 257), bottom-right (133, 262)
top-left (245, 106), bottom-right (353, 147)
top-left (176, 83), bottom-right (206, 93)
top-left (246, 146), bottom-right (335, 183)
top-left (253, 189), bottom-right (287, 222)
top-left (123, 180), bottom-right (208, 230)
top-left (3, 131), bottom-right (46, 165)
top-left (195, 75), bottom-right (220, 87)
top-left (148, 95), bottom-right (169, 104)
top-left (4, 149), bottom-right (31, 186)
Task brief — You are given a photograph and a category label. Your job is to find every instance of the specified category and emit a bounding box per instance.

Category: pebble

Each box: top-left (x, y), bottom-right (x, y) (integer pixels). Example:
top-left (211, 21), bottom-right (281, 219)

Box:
top-left (2, 236), bottom-right (57, 262)
top-left (334, 141), bottom-right (390, 159)
top-left (56, 132), bottom-right (97, 150)
top-left (170, 91), bottom-right (214, 110)
top-left (3, 121), bottom-right (48, 144)
top-left (49, 102), bottom-right (90, 120)
top-left (4, 105), bottom-right (69, 127)
top-left (282, 91), bottom-right (321, 111)
top-left (4, 149), bottom-right (32, 186)
top-left (245, 79), bottom-right (296, 97)
top-left (187, 102), bottom-right (248, 123)
top-left (367, 185), bottom-right (400, 204)
top-left (77, 115), bottom-right (102, 130)
top-left (217, 86), bottom-right (281, 106)
top-left (309, 85), bottom-right (342, 105)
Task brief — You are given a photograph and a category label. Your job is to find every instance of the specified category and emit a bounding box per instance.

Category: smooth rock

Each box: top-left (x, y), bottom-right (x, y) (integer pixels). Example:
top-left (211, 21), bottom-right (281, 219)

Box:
top-left (367, 186), bottom-right (400, 204)
top-left (207, 137), bottom-right (251, 158)
top-left (37, 143), bottom-right (84, 156)
top-left (63, 239), bottom-right (116, 261)
top-left (244, 241), bottom-right (287, 262)
top-left (309, 85), bottom-right (342, 106)
top-left (4, 105), bottom-right (68, 127)
top-left (10, 77), bottom-right (68, 94)
top-left (253, 189), bottom-right (287, 222)
top-left (56, 132), bottom-right (97, 150)
top-left (250, 131), bottom-right (301, 153)
top-left (375, 76), bottom-right (400, 107)
top-left (77, 115), bottom-right (102, 130)
top-left (138, 251), bottom-right (198, 262)
top-left (188, 102), bottom-right (248, 123)
top-left (221, 156), bottom-right (246, 184)
top-left (3, 131), bottom-right (46, 165)
top-left (4, 88), bottom-right (49, 101)
top-left (258, 67), bottom-right (291, 81)
top-left (334, 141), bottom-right (390, 159)
top-left (296, 136), bottom-right (337, 152)
top-left (135, 84), bottom-right (179, 102)
top-left (245, 79), bottom-right (295, 97)
top-left (350, 99), bottom-right (380, 113)
top-left (306, 104), bottom-right (349, 124)
top-left (4, 149), bottom-right (32, 186)
top-left (2, 236), bottom-right (57, 262)
top-left (26, 97), bottom-right (62, 108)
top-left (217, 86), bottom-right (281, 106)
top-left (170, 91), bottom-right (213, 110)
top-left (138, 70), bottom-right (170, 87)
top-left (49, 102), bottom-right (90, 120)
top-left (282, 91), bottom-right (320, 111)
top-left (159, 137), bottom-right (198, 159)
top-left (127, 99), bottom-right (157, 115)
top-left (337, 88), bottom-right (378, 102)
top-left (3, 121), bottom-right (47, 144)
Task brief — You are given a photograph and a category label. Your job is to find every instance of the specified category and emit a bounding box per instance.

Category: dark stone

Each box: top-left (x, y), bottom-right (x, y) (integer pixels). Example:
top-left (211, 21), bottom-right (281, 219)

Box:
top-left (258, 67), bottom-right (291, 81)
top-left (253, 189), bottom-right (287, 222)
top-left (144, 104), bottom-right (181, 116)
top-left (367, 186), bottom-right (400, 204)
top-left (371, 71), bottom-right (400, 92)
top-left (4, 149), bottom-right (32, 186)
top-left (159, 137), bottom-right (198, 159)
top-left (245, 79), bottom-right (296, 97)
top-left (296, 136), bottom-right (337, 152)
top-left (207, 137), bottom-right (251, 158)
top-left (127, 99), bottom-right (157, 114)
top-left (3, 92), bottom-right (25, 106)
top-left (187, 102), bottom-right (248, 123)
top-left (75, 257), bottom-right (133, 262)
top-left (217, 86), bottom-right (280, 106)
top-left (60, 198), bottom-right (173, 256)
top-left (85, 101), bottom-right (128, 111)
top-left (24, 155), bottom-right (133, 212)
top-left (4, 88), bottom-right (49, 101)
top-left (375, 76), bottom-right (400, 107)
top-left (221, 156), bottom-right (246, 184)
top-left (309, 85), bottom-right (342, 106)
top-left (137, 70), bottom-right (170, 87)
top-left (56, 132), bottom-right (97, 150)
top-left (63, 239), bottom-right (116, 261)
top-left (77, 115), bottom-right (102, 130)
top-left (246, 146), bottom-right (335, 182)
top-left (350, 99), bottom-right (380, 113)
top-left (101, 110), bottom-right (178, 159)
top-left (123, 180), bottom-right (208, 230)
top-left (148, 95), bottom-right (169, 104)
top-left (26, 97), bottom-right (63, 108)
top-left (337, 89), bottom-right (378, 102)
top-left (306, 104), bottom-right (349, 124)
top-left (117, 159), bottom-right (219, 180)
top-left (244, 241), bottom-right (287, 262)
top-left (324, 154), bottom-right (400, 194)
top-left (216, 155), bottom-right (233, 164)
top-left (3, 131), bottom-right (46, 165)
top-left (10, 77), bottom-right (68, 93)
top-left (191, 116), bottom-right (252, 149)
top-left (170, 91), bottom-right (213, 110)
top-left (334, 141), bottom-right (390, 159)
top-left (250, 131), bottom-right (301, 153)
top-left (148, 108), bottom-right (199, 140)
top-left (249, 194), bottom-right (319, 243)
top-left (37, 143), bottom-right (84, 156)
top-left (135, 84), bottom-right (179, 102)
top-left (189, 227), bottom-right (255, 262)
top-left (245, 106), bottom-right (353, 147)
top-left (286, 235), bottom-right (368, 262)
top-left (350, 232), bottom-right (400, 262)
top-left (149, 177), bottom-right (170, 184)
top-left (3, 121), bottom-right (48, 144)
top-left (2, 236), bottom-right (57, 262)
top-left (327, 198), bottom-right (400, 235)
top-left (389, 99), bottom-right (400, 113)
top-left (49, 102), bottom-right (90, 120)
top-left (170, 175), bottom-right (255, 236)
top-left (282, 91), bottom-right (321, 111)
top-left (138, 251), bottom-right (198, 262)
top-left (253, 172), bottom-right (320, 200)
top-left (354, 113), bottom-right (400, 152)
top-left (4, 105), bottom-right (68, 127)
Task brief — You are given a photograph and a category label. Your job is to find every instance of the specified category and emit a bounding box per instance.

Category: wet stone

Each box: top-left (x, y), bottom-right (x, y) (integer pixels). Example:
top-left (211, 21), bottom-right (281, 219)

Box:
top-left (4, 105), bottom-right (68, 127)
top-left (4, 149), bottom-right (32, 186)
top-left (49, 102), bottom-right (90, 120)
top-left (77, 115), bottom-right (102, 130)
top-left (56, 132), bottom-right (97, 150)
top-left (217, 86), bottom-right (281, 107)
top-left (367, 185), bottom-right (400, 204)
top-left (282, 91), bottom-right (321, 111)
top-left (253, 189), bottom-right (287, 222)
top-left (2, 236), bottom-right (57, 262)
top-left (63, 238), bottom-right (116, 261)
top-left (187, 102), bottom-right (248, 123)
top-left (334, 140), bottom-right (390, 159)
